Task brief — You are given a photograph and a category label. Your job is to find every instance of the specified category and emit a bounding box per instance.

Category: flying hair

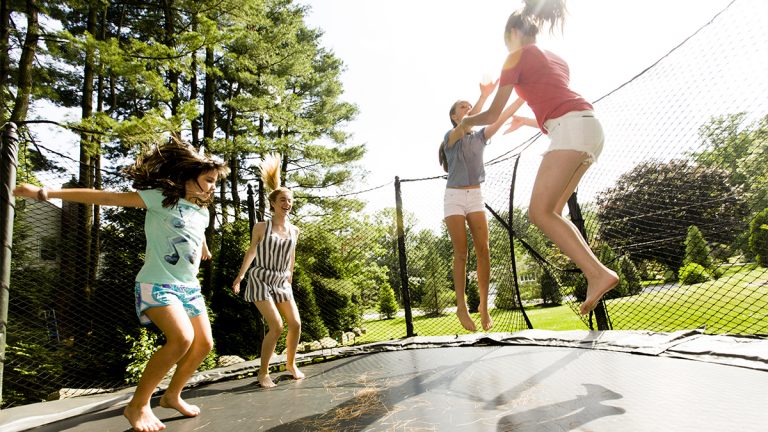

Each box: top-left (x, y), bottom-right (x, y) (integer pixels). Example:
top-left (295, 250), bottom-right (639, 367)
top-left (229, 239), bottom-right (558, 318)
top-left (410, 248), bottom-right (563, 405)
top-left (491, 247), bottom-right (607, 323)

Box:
top-left (260, 153), bottom-right (282, 192)
top-left (508, 0), bottom-right (567, 37)
top-left (124, 138), bottom-right (229, 207)
top-left (260, 153), bottom-right (292, 210)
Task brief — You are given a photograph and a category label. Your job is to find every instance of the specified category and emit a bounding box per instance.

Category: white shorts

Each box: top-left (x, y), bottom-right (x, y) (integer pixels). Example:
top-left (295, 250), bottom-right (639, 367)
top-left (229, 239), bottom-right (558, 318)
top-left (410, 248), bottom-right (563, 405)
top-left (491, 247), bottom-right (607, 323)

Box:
top-left (543, 110), bottom-right (605, 163)
top-left (444, 188), bottom-right (485, 218)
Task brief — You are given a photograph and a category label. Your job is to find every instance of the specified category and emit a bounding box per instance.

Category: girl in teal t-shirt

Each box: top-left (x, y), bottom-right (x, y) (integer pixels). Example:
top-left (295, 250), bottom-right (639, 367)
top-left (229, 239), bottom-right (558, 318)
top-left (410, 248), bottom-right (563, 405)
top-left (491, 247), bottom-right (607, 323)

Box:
top-left (14, 140), bottom-right (229, 432)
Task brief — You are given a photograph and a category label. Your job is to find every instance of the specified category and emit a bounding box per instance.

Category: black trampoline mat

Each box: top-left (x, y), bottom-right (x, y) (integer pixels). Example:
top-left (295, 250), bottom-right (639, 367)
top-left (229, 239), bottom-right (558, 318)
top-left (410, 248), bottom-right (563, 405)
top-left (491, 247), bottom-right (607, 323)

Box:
top-left (31, 345), bottom-right (768, 431)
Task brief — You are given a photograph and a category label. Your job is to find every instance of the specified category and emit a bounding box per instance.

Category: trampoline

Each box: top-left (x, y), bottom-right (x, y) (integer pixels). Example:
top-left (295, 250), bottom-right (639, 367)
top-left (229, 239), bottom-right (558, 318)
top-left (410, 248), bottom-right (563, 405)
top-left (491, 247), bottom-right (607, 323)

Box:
top-left (3, 330), bottom-right (768, 432)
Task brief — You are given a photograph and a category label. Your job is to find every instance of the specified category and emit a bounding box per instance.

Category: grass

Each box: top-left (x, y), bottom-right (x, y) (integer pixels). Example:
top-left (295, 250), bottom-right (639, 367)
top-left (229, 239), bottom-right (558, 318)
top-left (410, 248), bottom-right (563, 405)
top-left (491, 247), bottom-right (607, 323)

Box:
top-left (356, 267), bottom-right (768, 344)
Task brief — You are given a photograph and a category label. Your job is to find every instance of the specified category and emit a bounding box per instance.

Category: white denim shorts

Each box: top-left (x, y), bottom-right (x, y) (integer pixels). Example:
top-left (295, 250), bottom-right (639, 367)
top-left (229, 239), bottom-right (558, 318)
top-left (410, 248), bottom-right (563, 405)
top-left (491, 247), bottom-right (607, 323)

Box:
top-left (543, 110), bottom-right (605, 163)
top-left (444, 187), bottom-right (485, 218)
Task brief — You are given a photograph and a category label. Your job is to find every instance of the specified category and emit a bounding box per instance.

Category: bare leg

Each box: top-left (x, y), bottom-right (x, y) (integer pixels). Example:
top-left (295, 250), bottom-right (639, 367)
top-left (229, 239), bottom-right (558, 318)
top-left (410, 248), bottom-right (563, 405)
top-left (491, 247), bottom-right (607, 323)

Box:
top-left (275, 299), bottom-right (304, 380)
top-left (124, 305), bottom-right (194, 432)
top-left (254, 300), bottom-right (283, 388)
top-left (529, 150), bottom-right (619, 315)
top-left (159, 311), bottom-right (213, 417)
top-left (445, 214), bottom-right (476, 331)
top-left (466, 211), bottom-right (493, 331)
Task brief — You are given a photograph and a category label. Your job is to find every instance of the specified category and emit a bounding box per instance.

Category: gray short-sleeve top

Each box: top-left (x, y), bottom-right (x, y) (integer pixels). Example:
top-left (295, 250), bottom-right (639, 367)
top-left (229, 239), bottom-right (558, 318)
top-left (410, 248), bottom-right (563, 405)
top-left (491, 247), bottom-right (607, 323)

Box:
top-left (442, 128), bottom-right (488, 187)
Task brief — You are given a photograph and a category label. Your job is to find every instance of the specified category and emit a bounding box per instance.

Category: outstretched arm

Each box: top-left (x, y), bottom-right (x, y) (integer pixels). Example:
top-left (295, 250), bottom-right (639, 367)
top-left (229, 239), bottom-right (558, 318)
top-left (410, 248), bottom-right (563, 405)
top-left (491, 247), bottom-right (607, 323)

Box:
top-left (13, 184), bottom-right (145, 208)
top-left (232, 222), bottom-right (267, 294)
top-left (503, 115), bottom-right (538, 134)
top-left (461, 83), bottom-right (516, 128)
top-left (483, 98), bottom-right (525, 139)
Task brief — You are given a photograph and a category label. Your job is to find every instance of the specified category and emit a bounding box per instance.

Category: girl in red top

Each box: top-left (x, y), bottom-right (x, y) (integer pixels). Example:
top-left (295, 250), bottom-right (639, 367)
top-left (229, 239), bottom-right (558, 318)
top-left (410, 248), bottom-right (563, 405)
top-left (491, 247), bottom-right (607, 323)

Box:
top-left (461, 0), bottom-right (618, 315)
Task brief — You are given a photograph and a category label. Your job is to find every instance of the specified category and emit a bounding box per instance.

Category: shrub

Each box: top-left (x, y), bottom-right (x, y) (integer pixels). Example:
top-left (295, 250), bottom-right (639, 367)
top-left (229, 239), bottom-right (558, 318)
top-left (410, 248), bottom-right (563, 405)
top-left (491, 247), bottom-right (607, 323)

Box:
top-left (683, 225), bottom-right (713, 269)
top-left (749, 208), bottom-right (768, 267)
top-left (466, 277), bottom-right (480, 312)
top-left (678, 262), bottom-right (711, 285)
top-left (617, 255), bottom-right (643, 296)
top-left (378, 282), bottom-right (399, 319)
top-left (540, 271), bottom-right (562, 305)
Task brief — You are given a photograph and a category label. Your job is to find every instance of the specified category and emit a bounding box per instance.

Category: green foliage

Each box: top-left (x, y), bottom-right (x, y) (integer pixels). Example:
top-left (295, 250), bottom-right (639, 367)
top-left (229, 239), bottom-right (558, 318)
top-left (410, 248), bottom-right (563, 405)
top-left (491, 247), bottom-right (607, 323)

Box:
top-left (420, 259), bottom-right (453, 316)
top-left (293, 266), bottom-right (328, 341)
top-left (466, 277), bottom-right (480, 313)
top-left (694, 113), bottom-right (768, 212)
top-left (378, 282), bottom-right (399, 319)
top-left (749, 208), bottom-right (768, 267)
top-left (124, 328), bottom-right (161, 385)
top-left (210, 220), bottom-right (263, 357)
top-left (616, 256), bottom-right (643, 297)
top-left (597, 159), bottom-right (748, 270)
top-left (313, 277), bottom-right (361, 336)
top-left (683, 225), bottom-right (713, 269)
top-left (494, 281), bottom-right (519, 310)
top-left (540, 270), bottom-right (562, 305)
top-left (678, 263), bottom-right (712, 285)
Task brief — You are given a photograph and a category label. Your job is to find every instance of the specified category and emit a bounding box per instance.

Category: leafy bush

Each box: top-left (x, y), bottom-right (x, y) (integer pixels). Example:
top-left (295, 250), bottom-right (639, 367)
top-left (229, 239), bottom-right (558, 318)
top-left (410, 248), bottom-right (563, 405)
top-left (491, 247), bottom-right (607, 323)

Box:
top-left (749, 208), bottom-right (768, 267)
top-left (124, 328), bottom-right (161, 384)
top-left (683, 225), bottom-right (713, 269)
top-left (466, 277), bottom-right (480, 312)
top-left (540, 270), bottom-right (562, 305)
top-left (378, 282), bottom-right (399, 319)
top-left (678, 263), bottom-right (712, 285)
top-left (617, 255), bottom-right (643, 296)
top-left (494, 281), bottom-right (519, 310)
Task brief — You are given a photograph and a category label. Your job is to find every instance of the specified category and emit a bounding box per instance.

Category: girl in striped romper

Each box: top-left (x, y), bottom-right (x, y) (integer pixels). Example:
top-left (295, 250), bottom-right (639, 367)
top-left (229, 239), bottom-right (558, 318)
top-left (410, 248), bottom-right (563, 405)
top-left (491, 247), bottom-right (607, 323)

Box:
top-left (232, 154), bottom-right (304, 388)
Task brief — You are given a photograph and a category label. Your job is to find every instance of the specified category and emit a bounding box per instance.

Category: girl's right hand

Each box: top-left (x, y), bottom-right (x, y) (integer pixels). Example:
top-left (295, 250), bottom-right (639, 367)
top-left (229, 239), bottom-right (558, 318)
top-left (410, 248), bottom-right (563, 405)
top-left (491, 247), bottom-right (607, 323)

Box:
top-left (232, 275), bottom-right (243, 294)
top-left (479, 78), bottom-right (499, 98)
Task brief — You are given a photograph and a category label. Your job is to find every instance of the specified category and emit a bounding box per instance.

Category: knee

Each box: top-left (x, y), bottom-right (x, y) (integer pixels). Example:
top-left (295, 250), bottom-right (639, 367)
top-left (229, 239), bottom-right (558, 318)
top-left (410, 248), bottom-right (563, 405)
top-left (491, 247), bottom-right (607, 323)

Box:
top-left (166, 331), bottom-right (195, 356)
top-left (475, 240), bottom-right (490, 257)
top-left (287, 319), bottom-right (301, 333)
top-left (528, 205), bottom-right (551, 228)
top-left (268, 322), bottom-right (284, 336)
top-left (453, 248), bottom-right (468, 263)
top-left (197, 334), bottom-right (214, 354)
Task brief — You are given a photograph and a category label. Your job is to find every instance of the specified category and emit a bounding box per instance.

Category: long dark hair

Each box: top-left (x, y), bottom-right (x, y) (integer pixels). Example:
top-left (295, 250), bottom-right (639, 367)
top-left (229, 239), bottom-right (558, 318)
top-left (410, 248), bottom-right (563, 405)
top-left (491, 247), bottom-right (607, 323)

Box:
top-left (124, 139), bottom-right (230, 207)
top-left (439, 100), bottom-right (464, 172)
top-left (506, 0), bottom-right (567, 39)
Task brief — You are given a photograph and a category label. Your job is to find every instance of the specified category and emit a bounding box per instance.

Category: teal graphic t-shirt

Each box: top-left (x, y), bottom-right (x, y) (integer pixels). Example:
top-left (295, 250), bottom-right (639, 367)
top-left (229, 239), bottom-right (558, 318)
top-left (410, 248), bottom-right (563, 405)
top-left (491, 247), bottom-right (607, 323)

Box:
top-left (136, 189), bottom-right (209, 286)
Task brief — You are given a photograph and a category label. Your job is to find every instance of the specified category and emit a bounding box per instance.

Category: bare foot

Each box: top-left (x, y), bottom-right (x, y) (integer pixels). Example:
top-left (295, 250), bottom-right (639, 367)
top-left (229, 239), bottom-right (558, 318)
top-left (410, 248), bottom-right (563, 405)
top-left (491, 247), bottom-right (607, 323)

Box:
top-left (580, 270), bottom-right (620, 315)
top-left (258, 373), bottom-right (277, 388)
top-left (456, 305), bottom-right (477, 331)
top-left (478, 304), bottom-right (493, 331)
top-left (123, 403), bottom-right (166, 432)
top-left (286, 364), bottom-right (305, 380)
top-left (159, 394), bottom-right (200, 417)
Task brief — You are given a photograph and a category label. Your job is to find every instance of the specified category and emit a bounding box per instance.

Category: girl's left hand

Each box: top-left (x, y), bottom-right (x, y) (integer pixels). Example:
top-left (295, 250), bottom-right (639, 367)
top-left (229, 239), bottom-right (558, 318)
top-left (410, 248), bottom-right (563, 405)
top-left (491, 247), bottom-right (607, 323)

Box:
top-left (503, 116), bottom-right (526, 134)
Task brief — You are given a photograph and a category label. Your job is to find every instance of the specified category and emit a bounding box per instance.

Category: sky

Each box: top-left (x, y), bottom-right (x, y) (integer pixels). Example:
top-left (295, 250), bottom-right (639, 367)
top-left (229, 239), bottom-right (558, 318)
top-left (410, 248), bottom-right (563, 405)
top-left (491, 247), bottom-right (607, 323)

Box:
top-left (300, 0), bottom-right (736, 226)
top-left (30, 0), bottom-right (739, 227)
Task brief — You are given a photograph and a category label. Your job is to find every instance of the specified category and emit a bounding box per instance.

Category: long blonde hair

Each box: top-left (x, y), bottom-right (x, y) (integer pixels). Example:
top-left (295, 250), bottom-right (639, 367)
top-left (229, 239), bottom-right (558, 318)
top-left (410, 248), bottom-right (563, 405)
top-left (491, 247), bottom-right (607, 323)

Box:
top-left (260, 153), bottom-right (291, 210)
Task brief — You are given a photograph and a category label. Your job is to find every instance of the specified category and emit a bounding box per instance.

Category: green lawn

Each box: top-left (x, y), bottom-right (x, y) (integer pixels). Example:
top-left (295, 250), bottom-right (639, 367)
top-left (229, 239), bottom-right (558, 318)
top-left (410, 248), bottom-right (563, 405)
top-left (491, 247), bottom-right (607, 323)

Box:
top-left (356, 267), bottom-right (767, 344)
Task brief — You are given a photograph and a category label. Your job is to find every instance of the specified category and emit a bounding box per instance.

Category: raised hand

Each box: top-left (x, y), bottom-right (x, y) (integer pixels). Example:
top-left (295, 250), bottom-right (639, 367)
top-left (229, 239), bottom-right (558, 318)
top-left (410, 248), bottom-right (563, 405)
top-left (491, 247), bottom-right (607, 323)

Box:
top-left (503, 116), bottom-right (527, 134)
top-left (479, 78), bottom-right (499, 98)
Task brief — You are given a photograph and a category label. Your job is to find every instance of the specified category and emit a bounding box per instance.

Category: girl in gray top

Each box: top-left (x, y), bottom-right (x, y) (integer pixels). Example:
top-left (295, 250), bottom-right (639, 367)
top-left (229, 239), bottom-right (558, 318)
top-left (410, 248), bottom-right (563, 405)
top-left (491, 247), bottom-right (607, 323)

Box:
top-left (439, 81), bottom-right (520, 332)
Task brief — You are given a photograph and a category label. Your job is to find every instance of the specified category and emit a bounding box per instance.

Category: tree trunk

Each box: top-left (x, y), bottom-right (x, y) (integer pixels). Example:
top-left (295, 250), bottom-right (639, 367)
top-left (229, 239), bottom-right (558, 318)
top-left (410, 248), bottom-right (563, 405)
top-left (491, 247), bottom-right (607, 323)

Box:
top-left (9, 0), bottom-right (38, 123)
top-left (0, 0), bottom-right (11, 125)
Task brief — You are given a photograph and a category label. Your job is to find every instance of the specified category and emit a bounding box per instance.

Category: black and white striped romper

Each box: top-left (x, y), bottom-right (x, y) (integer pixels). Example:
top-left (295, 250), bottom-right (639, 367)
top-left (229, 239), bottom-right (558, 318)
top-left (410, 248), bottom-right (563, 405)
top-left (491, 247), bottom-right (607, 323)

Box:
top-left (244, 220), bottom-right (297, 303)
